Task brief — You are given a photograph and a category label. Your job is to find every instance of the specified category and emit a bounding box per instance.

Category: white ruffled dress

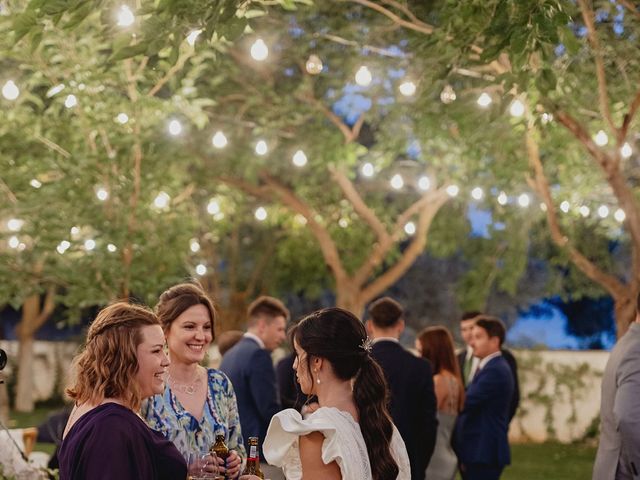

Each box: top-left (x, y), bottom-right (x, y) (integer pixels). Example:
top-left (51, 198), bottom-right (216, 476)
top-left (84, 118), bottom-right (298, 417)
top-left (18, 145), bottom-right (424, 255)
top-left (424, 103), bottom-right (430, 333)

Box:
top-left (263, 407), bottom-right (411, 480)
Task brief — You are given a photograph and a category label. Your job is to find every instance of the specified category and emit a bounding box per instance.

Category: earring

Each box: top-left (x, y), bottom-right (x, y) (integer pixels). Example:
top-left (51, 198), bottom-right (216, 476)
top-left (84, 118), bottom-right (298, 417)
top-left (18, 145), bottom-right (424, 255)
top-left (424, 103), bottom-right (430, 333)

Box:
top-left (313, 369), bottom-right (320, 385)
top-left (316, 377), bottom-right (321, 384)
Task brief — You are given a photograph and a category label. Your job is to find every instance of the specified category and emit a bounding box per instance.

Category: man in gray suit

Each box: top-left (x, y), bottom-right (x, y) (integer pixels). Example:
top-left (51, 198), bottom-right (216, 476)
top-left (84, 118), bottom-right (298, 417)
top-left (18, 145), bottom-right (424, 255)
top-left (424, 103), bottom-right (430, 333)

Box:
top-left (593, 294), bottom-right (640, 480)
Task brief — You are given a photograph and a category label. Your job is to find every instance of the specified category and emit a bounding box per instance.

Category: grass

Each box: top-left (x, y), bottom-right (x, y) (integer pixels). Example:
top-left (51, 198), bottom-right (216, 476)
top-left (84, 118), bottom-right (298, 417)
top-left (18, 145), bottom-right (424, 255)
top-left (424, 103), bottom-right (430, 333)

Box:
top-left (502, 442), bottom-right (597, 479)
top-left (5, 405), bottom-right (64, 456)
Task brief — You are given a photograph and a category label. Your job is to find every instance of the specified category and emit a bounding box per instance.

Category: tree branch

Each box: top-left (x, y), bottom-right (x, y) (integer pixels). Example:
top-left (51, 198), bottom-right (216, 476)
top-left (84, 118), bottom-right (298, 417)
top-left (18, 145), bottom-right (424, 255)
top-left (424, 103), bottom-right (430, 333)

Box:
top-left (0, 177), bottom-right (18, 204)
top-left (147, 51), bottom-right (194, 97)
top-left (34, 135), bottom-right (71, 158)
top-left (343, 0), bottom-right (434, 35)
top-left (619, 0), bottom-right (640, 20)
top-left (621, 87), bottom-right (640, 140)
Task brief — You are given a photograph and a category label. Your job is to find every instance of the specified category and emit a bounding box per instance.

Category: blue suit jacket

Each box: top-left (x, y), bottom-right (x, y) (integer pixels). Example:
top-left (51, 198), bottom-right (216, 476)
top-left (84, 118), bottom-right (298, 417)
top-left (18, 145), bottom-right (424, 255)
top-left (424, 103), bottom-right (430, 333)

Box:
top-left (454, 354), bottom-right (514, 468)
top-left (220, 337), bottom-right (280, 456)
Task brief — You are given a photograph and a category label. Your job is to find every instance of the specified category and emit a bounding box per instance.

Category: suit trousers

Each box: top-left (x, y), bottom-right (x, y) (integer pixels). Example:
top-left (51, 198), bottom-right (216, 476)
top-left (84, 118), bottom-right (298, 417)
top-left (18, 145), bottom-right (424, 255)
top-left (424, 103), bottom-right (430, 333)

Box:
top-left (461, 463), bottom-right (504, 480)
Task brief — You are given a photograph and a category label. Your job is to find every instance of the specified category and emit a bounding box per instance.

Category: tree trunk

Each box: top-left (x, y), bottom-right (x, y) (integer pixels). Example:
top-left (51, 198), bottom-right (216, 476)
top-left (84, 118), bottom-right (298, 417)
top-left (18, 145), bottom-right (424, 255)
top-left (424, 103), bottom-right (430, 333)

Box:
top-left (0, 380), bottom-right (9, 424)
top-left (615, 293), bottom-right (636, 338)
top-left (218, 291), bottom-right (249, 332)
top-left (335, 284), bottom-right (366, 319)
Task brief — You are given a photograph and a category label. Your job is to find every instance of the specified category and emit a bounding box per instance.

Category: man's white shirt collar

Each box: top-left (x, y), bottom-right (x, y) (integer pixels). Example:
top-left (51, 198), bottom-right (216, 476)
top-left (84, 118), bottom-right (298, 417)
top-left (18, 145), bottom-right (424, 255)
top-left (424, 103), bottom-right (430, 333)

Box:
top-left (244, 332), bottom-right (265, 349)
top-left (371, 337), bottom-right (399, 344)
top-left (478, 350), bottom-right (502, 370)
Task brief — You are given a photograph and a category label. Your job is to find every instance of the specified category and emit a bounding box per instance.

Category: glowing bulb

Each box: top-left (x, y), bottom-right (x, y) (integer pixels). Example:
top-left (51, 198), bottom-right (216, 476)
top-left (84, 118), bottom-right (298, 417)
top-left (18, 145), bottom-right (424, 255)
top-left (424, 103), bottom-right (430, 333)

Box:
top-left (186, 29), bottom-right (202, 46)
top-left (2, 80), bottom-right (19, 100)
top-left (399, 81), bottom-right (416, 97)
top-left (212, 131), bottom-right (228, 148)
top-left (84, 239), bottom-right (96, 251)
top-left (446, 185), bottom-right (459, 197)
top-left (418, 176), bottom-right (431, 191)
top-left (560, 201), bottom-right (570, 213)
top-left (57, 240), bottom-right (71, 254)
top-left (361, 162), bottom-right (375, 177)
top-left (190, 239), bottom-right (201, 253)
top-left (96, 187), bottom-right (109, 201)
top-left (255, 140), bottom-right (268, 155)
top-left (7, 218), bottom-right (24, 231)
top-left (477, 92), bottom-right (492, 107)
top-left (250, 38), bottom-right (268, 61)
top-left (305, 54), bottom-right (323, 75)
top-left (594, 130), bottom-right (608, 146)
top-left (471, 187), bottom-right (484, 200)
top-left (497, 192), bottom-right (508, 205)
top-left (440, 85), bottom-right (456, 104)
top-left (168, 119), bottom-right (182, 136)
top-left (207, 200), bottom-right (220, 215)
top-left (195, 264), bottom-right (207, 276)
top-left (614, 208), bottom-right (626, 222)
top-left (294, 214), bottom-right (307, 225)
top-left (621, 143), bottom-right (633, 158)
top-left (598, 205), bottom-right (609, 218)
top-left (116, 113), bottom-right (129, 124)
top-left (154, 191), bottom-right (170, 209)
top-left (541, 112), bottom-right (553, 124)
top-left (540, 203), bottom-right (548, 212)
top-left (117, 5), bottom-right (135, 27)
top-left (355, 66), bottom-right (372, 86)
top-left (509, 99), bottom-right (525, 117)
top-left (292, 150), bottom-right (307, 167)
top-left (30, 179), bottom-right (42, 188)
top-left (404, 222), bottom-right (416, 235)
top-left (64, 94), bottom-right (77, 108)
top-left (338, 218), bottom-right (349, 228)
top-left (255, 207), bottom-right (267, 221)
top-left (579, 205), bottom-right (590, 218)
top-left (70, 226), bottom-right (80, 238)
top-left (390, 174), bottom-right (404, 190)
top-left (8, 236), bottom-right (19, 249)
top-left (107, 243), bottom-right (117, 252)
top-left (517, 193), bottom-right (530, 207)
top-left (46, 84), bottom-right (65, 98)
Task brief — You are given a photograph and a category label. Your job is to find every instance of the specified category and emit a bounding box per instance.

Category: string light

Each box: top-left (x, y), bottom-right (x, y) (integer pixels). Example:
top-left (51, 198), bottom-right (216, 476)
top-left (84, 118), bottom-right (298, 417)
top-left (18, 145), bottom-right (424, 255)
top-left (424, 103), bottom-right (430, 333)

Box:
top-left (597, 205), bottom-right (609, 218)
top-left (255, 140), bottom-right (268, 155)
top-left (355, 66), bottom-right (372, 87)
top-left (338, 218), bottom-right (349, 228)
top-left (7, 218), bottom-right (24, 231)
top-left (621, 142), bottom-right (633, 159)
top-left (540, 203), bottom-right (547, 212)
top-left (117, 5), bottom-right (135, 27)
top-left (70, 226), bottom-right (80, 238)
top-left (579, 205), bottom-right (590, 218)
top-left (560, 201), bottom-right (570, 213)
top-left (509, 99), bottom-right (525, 117)
top-left (154, 191), bottom-right (171, 209)
top-left (250, 39), bottom-right (268, 61)
top-left (255, 207), bottom-right (267, 221)
top-left (2, 80), bottom-right (19, 100)
top-left (64, 94), bottom-right (77, 108)
top-left (107, 243), bottom-right (117, 252)
top-left (116, 113), bottom-right (129, 124)
top-left (497, 192), bottom-right (508, 205)
top-left (30, 179), bottom-right (42, 188)
top-left (190, 239), bottom-right (201, 253)
top-left (399, 81), bottom-right (416, 97)
top-left (477, 92), bottom-right (492, 108)
top-left (207, 199), bottom-right (220, 215)
top-left (471, 187), bottom-right (484, 200)
top-left (361, 162), bottom-right (375, 177)
top-left (594, 130), bottom-right (608, 146)
top-left (212, 131), bottom-right (228, 148)
top-left (446, 185), bottom-right (459, 197)
top-left (168, 119), bottom-right (182, 136)
top-left (517, 193), bottom-right (530, 207)
top-left (390, 174), bottom-right (404, 190)
top-left (186, 29), bottom-right (202, 46)
top-left (195, 264), bottom-right (207, 276)
top-left (57, 240), bottom-right (71, 254)
top-left (294, 214), bottom-right (307, 225)
top-left (8, 236), bottom-right (20, 249)
top-left (292, 150), bottom-right (307, 167)
top-left (404, 222), bottom-right (416, 235)
top-left (541, 112), bottom-right (553, 124)
top-left (440, 85), bottom-right (456, 104)
top-left (46, 84), bottom-right (65, 98)
top-left (84, 239), bottom-right (96, 251)
top-left (614, 208), bottom-right (626, 222)
top-left (305, 54), bottom-right (323, 75)
top-left (95, 187), bottom-right (109, 201)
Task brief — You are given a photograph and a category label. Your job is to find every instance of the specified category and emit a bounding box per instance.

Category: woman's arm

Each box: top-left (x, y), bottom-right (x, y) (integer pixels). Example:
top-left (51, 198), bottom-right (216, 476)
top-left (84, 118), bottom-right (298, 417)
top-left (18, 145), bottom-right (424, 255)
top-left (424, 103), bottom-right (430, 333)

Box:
top-left (299, 431), bottom-right (341, 480)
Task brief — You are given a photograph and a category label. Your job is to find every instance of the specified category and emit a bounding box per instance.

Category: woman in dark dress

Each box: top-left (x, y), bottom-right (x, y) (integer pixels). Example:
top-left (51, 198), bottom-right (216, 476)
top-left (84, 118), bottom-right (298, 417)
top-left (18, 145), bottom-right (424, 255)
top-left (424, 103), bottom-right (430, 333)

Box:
top-left (59, 302), bottom-right (187, 480)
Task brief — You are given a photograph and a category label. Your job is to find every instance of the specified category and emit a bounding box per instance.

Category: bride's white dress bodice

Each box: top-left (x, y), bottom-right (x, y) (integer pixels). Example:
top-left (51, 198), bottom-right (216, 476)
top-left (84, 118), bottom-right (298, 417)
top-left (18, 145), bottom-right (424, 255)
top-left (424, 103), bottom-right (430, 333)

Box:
top-left (263, 407), bottom-right (410, 480)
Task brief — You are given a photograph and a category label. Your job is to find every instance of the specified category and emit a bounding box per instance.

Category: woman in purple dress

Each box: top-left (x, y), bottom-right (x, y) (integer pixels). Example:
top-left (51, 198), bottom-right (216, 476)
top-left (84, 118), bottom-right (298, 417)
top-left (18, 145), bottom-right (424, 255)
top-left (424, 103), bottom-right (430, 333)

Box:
top-left (59, 302), bottom-right (187, 480)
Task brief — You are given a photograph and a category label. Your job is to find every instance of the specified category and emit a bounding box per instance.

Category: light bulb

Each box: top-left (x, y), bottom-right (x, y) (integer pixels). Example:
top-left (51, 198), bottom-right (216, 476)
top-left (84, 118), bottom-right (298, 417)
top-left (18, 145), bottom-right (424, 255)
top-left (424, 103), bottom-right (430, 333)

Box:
top-left (292, 150), bottom-right (307, 167)
top-left (598, 205), bottom-right (609, 218)
top-left (107, 243), bottom-right (117, 252)
top-left (186, 29), bottom-right (202, 46)
top-left (579, 205), bottom-right (590, 218)
top-left (207, 200), bottom-right (220, 215)
top-left (96, 187), bottom-right (109, 201)
top-left (64, 94), bottom-right (77, 108)
top-left (471, 187), bottom-right (484, 200)
top-left (361, 162), bottom-right (375, 177)
top-left (190, 239), bottom-right (200, 253)
top-left (7, 218), bottom-right (24, 231)
top-left (517, 193), bottom-right (530, 207)
top-left (338, 218), bottom-right (349, 228)
top-left (255, 140), bottom-right (268, 155)
top-left (154, 191), bottom-right (170, 209)
top-left (614, 208), bottom-right (626, 222)
top-left (8, 236), bottom-right (19, 249)
top-left (30, 179), bottom-right (42, 188)
top-left (418, 176), bottom-right (431, 191)
top-left (540, 203), bottom-right (548, 212)
top-left (594, 130), bottom-right (608, 146)
top-left (116, 113), bottom-right (129, 124)
top-left (46, 84), bottom-right (65, 98)
top-left (390, 174), bottom-right (404, 190)
top-left (404, 222), bottom-right (416, 235)
top-left (70, 226), bottom-right (80, 238)
top-left (57, 240), bottom-right (71, 254)
top-left (255, 207), bottom-right (267, 221)
top-left (440, 85), bottom-right (456, 104)
top-left (560, 201), bottom-right (570, 213)
top-left (446, 185), bottom-right (459, 197)
top-left (2, 80), bottom-right (19, 100)
top-left (195, 264), bottom-right (207, 276)
top-left (497, 192), bottom-right (508, 205)
top-left (168, 119), bottom-right (182, 136)
top-left (399, 81), bottom-right (416, 97)
top-left (541, 112), bottom-right (553, 124)
top-left (250, 39), bottom-right (268, 61)
top-left (84, 239), bottom-right (96, 251)
top-left (305, 54), bottom-right (323, 75)
top-left (509, 100), bottom-right (525, 117)
top-left (477, 92), bottom-right (492, 107)
top-left (621, 143), bottom-right (633, 159)
top-left (212, 131), bottom-right (228, 148)
top-left (355, 66), bottom-right (372, 87)
top-left (117, 5), bottom-right (135, 27)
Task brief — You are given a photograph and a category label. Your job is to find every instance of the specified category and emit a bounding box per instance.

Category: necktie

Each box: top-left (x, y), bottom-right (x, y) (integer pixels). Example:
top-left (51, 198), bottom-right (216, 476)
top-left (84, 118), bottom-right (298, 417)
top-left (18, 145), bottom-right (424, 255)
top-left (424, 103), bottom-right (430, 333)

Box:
top-left (463, 354), bottom-right (473, 384)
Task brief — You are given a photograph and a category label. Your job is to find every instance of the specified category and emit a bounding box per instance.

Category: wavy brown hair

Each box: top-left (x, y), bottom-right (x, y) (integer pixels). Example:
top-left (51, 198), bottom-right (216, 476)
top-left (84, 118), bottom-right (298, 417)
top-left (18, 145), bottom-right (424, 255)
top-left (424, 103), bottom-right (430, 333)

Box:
top-left (291, 308), bottom-right (399, 480)
top-left (155, 282), bottom-right (216, 337)
top-left (66, 302), bottom-right (159, 411)
top-left (416, 326), bottom-right (465, 411)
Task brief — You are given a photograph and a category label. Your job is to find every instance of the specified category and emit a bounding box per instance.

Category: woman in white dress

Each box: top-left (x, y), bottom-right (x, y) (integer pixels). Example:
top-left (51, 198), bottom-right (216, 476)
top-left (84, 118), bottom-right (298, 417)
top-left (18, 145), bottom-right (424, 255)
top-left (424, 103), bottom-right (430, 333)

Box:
top-left (241, 307), bottom-right (410, 480)
top-left (416, 326), bottom-right (465, 480)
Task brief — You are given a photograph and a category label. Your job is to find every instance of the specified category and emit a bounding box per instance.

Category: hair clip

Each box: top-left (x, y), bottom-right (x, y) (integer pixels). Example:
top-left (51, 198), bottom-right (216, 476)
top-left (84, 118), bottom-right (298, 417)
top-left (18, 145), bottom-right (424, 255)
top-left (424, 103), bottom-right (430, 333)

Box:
top-left (359, 337), bottom-right (373, 354)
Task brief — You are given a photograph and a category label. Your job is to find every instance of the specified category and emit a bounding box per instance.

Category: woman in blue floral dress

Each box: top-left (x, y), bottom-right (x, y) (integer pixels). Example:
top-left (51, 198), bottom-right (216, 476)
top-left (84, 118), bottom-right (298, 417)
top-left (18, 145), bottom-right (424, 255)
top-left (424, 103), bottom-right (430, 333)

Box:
top-left (142, 282), bottom-right (245, 478)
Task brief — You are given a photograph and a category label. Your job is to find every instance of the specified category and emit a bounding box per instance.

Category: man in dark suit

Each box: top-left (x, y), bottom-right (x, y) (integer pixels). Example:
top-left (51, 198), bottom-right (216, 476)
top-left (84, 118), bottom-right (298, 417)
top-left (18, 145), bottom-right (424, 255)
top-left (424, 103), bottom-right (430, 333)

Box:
top-left (457, 311), bottom-right (520, 422)
top-left (220, 296), bottom-right (289, 457)
top-left (454, 316), bottom-right (515, 480)
top-left (367, 297), bottom-right (438, 480)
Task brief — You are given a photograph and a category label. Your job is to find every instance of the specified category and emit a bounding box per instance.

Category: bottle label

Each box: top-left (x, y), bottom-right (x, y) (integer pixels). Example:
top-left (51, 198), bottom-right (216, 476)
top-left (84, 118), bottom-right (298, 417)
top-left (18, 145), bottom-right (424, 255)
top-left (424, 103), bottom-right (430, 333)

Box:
top-left (249, 445), bottom-right (257, 459)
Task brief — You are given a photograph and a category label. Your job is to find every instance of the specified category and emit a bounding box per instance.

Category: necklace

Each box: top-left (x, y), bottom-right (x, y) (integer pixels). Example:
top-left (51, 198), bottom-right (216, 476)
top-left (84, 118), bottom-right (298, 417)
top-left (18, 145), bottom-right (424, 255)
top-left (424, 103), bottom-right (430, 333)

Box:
top-left (168, 369), bottom-right (203, 395)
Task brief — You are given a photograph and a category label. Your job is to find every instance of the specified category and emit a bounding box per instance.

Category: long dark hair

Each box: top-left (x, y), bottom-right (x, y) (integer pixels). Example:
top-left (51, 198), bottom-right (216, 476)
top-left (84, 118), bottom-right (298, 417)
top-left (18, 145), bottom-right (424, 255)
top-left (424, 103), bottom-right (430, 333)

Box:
top-left (291, 308), bottom-right (399, 480)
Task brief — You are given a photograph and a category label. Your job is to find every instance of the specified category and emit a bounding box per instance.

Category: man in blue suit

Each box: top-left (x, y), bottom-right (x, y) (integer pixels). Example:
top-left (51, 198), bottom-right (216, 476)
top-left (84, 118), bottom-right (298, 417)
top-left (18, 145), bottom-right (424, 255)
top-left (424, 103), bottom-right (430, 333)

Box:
top-left (454, 316), bottom-right (514, 480)
top-left (220, 296), bottom-right (288, 458)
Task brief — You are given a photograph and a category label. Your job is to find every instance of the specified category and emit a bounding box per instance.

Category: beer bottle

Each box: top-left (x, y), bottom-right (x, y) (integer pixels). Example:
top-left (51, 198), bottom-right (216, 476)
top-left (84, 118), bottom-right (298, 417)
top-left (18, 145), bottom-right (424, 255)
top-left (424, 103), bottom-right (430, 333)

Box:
top-left (210, 434), bottom-right (230, 479)
top-left (241, 437), bottom-right (265, 479)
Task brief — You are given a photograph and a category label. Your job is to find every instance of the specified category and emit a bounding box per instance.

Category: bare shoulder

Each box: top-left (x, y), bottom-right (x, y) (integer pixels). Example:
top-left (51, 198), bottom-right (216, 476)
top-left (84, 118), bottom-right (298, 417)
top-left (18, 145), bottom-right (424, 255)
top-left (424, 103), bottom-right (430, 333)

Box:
top-left (299, 431), bottom-right (341, 480)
